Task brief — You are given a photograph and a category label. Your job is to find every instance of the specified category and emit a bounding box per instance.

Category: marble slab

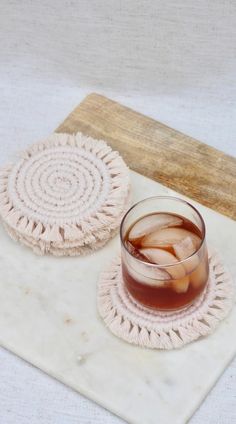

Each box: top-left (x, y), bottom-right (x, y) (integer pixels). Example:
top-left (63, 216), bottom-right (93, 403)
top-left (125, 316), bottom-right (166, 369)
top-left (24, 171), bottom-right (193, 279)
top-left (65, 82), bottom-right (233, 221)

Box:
top-left (0, 171), bottom-right (235, 424)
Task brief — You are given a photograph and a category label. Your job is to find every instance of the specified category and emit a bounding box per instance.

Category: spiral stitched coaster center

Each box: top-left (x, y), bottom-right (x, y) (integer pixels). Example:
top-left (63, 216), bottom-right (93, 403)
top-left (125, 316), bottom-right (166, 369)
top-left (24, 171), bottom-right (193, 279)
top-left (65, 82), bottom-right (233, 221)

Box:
top-left (9, 147), bottom-right (111, 225)
top-left (98, 250), bottom-right (234, 349)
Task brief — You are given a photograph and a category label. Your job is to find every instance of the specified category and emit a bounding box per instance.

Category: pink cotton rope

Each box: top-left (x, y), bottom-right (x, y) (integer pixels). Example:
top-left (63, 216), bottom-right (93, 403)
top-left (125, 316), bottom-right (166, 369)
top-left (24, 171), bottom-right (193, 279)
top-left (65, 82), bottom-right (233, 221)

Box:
top-left (0, 132), bottom-right (130, 256)
top-left (97, 249), bottom-right (234, 349)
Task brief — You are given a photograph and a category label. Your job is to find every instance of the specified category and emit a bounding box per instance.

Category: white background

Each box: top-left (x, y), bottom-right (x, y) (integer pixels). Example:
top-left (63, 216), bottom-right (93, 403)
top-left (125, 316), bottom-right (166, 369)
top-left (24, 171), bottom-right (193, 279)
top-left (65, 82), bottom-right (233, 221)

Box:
top-left (0, 1), bottom-right (235, 423)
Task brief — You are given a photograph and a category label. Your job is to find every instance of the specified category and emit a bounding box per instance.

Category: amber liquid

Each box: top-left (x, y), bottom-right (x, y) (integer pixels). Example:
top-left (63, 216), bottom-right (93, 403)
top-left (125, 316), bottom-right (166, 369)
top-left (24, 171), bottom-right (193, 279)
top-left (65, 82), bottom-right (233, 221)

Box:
top-left (122, 213), bottom-right (209, 310)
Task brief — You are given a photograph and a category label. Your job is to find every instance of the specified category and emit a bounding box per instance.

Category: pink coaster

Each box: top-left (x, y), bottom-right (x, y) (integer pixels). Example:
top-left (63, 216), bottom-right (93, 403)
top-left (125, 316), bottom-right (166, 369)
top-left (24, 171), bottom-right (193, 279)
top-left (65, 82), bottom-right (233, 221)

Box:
top-left (98, 249), bottom-right (234, 349)
top-left (0, 132), bottom-right (130, 255)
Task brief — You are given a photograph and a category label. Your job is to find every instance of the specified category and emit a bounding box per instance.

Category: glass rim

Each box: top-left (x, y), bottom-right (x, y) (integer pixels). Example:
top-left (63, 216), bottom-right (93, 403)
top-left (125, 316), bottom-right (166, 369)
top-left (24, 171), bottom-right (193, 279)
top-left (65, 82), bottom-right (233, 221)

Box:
top-left (120, 195), bottom-right (206, 268)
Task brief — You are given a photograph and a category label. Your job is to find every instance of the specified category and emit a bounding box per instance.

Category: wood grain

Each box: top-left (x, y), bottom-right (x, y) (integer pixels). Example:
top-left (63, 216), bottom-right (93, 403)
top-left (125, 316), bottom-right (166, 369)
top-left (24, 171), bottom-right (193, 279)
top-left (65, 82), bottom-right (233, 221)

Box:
top-left (56, 93), bottom-right (236, 220)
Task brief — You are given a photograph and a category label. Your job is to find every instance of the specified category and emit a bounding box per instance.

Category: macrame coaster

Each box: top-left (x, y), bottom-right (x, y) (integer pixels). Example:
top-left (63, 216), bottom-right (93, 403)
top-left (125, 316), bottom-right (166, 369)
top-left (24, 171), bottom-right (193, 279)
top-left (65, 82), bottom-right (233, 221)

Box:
top-left (0, 132), bottom-right (130, 256)
top-left (98, 250), bottom-right (234, 349)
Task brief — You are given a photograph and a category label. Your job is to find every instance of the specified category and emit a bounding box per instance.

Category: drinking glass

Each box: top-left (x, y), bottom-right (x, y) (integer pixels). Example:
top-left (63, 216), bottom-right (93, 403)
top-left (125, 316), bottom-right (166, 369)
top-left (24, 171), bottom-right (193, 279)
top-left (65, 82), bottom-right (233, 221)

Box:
top-left (120, 196), bottom-right (209, 311)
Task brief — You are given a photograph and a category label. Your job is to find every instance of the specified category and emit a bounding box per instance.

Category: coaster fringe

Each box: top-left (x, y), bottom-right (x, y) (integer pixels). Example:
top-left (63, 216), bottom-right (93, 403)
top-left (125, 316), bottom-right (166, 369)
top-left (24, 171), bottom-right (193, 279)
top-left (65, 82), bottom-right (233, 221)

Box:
top-left (98, 251), bottom-right (234, 350)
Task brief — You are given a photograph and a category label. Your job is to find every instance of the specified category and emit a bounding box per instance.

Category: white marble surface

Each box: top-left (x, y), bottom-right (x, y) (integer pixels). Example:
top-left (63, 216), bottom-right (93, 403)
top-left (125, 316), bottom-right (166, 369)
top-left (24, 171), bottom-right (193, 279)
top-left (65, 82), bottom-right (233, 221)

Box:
top-left (0, 171), bottom-right (235, 424)
top-left (1, 1), bottom-right (236, 423)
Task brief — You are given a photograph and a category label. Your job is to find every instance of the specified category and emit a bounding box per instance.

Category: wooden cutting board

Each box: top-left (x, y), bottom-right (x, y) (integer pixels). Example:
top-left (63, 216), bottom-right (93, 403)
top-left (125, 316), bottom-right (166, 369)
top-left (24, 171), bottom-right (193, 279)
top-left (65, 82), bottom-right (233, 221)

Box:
top-left (56, 93), bottom-right (236, 221)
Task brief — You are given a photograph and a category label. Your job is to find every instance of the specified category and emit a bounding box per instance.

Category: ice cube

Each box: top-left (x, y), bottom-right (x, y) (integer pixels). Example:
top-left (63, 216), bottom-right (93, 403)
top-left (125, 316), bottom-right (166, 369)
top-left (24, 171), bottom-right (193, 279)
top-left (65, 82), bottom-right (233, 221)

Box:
top-left (142, 227), bottom-right (201, 249)
top-left (129, 213), bottom-right (182, 240)
top-left (125, 241), bottom-right (148, 261)
top-left (190, 261), bottom-right (208, 289)
top-left (140, 248), bottom-right (186, 279)
top-left (128, 262), bottom-right (170, 287)
top-left (173, 236), bottom-right (196, 259)
top-left (171, 276), bottom-right (190, 293)
top-left (173, 236), bottom-right (199, 273)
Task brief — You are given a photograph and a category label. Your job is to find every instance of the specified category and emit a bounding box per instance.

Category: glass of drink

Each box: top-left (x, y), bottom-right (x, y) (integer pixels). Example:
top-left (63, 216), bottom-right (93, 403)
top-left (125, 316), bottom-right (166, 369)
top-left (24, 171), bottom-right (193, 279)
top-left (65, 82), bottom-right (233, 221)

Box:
top-left (120, 196), bottom-right (209, 311)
